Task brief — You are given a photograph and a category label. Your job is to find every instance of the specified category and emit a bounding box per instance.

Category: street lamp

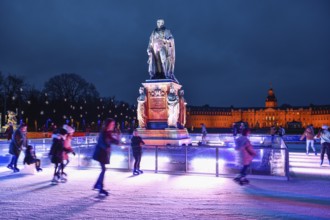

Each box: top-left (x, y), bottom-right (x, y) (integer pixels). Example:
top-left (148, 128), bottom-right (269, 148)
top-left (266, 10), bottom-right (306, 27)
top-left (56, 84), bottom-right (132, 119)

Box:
top-left (2, 90), bottom-right (6, 126)
top-left (18, 88), bottom-right (23, 122)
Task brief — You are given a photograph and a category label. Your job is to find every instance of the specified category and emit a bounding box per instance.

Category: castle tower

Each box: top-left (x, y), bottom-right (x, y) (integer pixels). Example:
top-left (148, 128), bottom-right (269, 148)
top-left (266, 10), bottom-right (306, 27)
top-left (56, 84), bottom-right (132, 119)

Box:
top-left (265, 88), bottom-right (277, 108)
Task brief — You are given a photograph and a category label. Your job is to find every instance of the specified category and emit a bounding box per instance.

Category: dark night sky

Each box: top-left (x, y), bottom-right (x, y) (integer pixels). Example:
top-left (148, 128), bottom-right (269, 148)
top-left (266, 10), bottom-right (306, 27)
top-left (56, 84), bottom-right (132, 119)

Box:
top-left (1, 0), bottom-right (329, 107)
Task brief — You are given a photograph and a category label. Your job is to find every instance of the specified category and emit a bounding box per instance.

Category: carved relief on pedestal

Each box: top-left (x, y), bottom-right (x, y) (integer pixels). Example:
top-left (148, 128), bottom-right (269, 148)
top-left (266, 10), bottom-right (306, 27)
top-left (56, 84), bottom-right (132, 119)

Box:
top-left (178, 90), bottom-right (187, 128)
top-left (148, 86), bottom-right (167, 120)
top-left (137, 87), bottom-right (147, 128)
top-left (167, 84), bottom-right (180, 128)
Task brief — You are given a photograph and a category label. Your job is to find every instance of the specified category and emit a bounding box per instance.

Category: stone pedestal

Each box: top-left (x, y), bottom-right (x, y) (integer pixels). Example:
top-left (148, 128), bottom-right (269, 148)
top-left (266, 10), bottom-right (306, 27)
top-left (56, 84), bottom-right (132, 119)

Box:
top-left (136, 79), bottom-right (191, 146)
top-left (137, 128), bottom-right (191, 146)
top-left (142, 79), bottom-right (181, 129)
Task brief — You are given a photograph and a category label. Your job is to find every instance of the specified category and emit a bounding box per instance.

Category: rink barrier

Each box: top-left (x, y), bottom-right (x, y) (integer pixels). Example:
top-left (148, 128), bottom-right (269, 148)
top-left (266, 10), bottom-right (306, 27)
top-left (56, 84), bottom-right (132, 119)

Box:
top-left (0, 134), bottom-right (289, 180)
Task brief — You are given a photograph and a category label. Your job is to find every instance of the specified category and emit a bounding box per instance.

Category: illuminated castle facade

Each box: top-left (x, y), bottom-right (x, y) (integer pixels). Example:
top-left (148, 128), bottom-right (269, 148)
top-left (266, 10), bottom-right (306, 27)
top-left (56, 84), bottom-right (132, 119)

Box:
top-left (186, 88), bottom-right (330, 129)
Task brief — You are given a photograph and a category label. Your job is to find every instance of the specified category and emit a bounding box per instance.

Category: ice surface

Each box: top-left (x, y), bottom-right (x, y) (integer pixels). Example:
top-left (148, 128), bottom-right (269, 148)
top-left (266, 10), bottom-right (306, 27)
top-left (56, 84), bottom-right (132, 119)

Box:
top-left (1, 166), bottom-right (330, 220)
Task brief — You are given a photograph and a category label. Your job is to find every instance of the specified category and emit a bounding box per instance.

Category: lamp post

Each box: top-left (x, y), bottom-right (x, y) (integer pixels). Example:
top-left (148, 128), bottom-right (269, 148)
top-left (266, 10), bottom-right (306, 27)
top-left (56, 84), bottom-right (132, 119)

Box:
top-left (2, 90), bottom-right (6, 126)
top-left (18, 88), bottom-right (23, 123)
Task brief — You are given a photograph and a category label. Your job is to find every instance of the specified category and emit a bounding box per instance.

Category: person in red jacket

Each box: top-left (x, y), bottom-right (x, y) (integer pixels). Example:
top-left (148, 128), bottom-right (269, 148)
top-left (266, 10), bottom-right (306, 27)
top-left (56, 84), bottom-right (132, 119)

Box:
top-left (300, 125), bottom-right (316, 155)
top-left (60, 124), bottom-right (76, 178)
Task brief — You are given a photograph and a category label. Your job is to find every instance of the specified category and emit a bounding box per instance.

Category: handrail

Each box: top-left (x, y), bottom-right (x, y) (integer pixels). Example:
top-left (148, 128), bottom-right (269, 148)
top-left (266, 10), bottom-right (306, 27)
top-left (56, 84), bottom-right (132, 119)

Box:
top-left (0, 134), bottom-right (289, 180)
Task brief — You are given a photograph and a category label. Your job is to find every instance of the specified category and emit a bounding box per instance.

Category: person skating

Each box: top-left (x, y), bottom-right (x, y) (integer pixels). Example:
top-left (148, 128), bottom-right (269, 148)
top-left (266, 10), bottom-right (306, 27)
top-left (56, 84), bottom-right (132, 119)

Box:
top-left (315, 125), bottom-right (330, 166)
top-left (60, 124), bottom-right (76, 177)
top-left (49, 128), bottom-right (68, 183)
top-left (300, 125), bottom-right (316, 155)
top-left (23, 145), bottom-right (42, 172)
top-left (4, 122), bottom-right (14, 141)
top-left (131, 130), bottom-right (145, 175)
top-left (7, 123), bottom-right (28, 172)
top-left (201, 123), bottom-right (207, 145)
top-left (92, 118), bottom-right (119, 196)
top-left (234, 128), bottom-right (256, 185)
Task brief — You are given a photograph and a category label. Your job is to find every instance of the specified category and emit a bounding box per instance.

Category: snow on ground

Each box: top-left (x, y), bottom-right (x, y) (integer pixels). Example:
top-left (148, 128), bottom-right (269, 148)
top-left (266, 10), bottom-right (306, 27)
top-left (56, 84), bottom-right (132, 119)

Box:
top-left (1, 166), bottom-right (330, 220)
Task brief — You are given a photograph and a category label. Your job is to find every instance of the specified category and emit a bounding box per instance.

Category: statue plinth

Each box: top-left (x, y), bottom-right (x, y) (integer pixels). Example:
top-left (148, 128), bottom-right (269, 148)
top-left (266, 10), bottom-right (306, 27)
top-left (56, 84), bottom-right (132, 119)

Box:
top-left (136, 79), bottom-right (191, 146)
top-left (137, 128), bottom-right (191, 146)
top-left (143, 79), bottom-right (181, 129)
top-left (136, 20), bottom-right (190, 145)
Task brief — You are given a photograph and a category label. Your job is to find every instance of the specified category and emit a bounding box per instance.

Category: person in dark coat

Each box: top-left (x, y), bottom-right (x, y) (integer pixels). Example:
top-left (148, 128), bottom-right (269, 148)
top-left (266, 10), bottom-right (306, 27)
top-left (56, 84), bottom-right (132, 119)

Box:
top-left (92, 118), bottom-right (119, 196)
top-left (7, 123), bottom-right (28, 172)
top-left (131, 130), bottom-right (145, 175)
top-left (23, 145), bottom-right (42, 172)
top-left (4, 123), bottom-right (14, 141)
top-left (49, 128), bottom-right (68, 183)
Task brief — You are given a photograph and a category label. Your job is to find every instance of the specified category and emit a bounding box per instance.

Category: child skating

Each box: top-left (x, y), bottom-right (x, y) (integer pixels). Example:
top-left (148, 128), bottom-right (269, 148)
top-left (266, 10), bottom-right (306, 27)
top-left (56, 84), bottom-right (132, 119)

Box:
top-left (49, 128), bottom-right (68, 184)
top-left (60, 125), bottom-right (76, 179)
top-left (23, 145), bottom-right (43, 172)
top-left (234, 128), bottom-right (256, 185)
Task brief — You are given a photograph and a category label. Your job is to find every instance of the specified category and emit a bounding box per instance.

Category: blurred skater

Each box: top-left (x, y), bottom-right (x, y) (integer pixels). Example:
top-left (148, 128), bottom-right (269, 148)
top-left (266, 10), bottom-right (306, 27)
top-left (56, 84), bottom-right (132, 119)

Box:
top-left (92, 118), bottom-right (119, 196)
top-left (60, 124), bottom-right (76, 177)
top-left (315, 125), bottom-right (330, 166)
top-left (234, 128), bottom-right (256, 185)
top-left (201, 123), bottom-right (207, 145)
top-left (131, 130), bottom-right (145, 175)
top-left (300, 125), bottom-right (316, 155)
top-left (7, 123), bottom-right (28, 172)
top-left (4, 122), bottom-right (14, 141)
top-left (270, 125), bottom-right (276, 143)
top-left (278, 126), bottom-right (285, 137)
top-left (232, 123), bottom-right (238, 138)
top-left (23, 145), bottom-right (42, 172)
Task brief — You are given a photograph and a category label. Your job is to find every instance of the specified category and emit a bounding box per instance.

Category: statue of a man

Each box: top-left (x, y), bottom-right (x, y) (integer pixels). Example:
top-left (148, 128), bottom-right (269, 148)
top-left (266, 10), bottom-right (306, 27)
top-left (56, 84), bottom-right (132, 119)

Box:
top-left (178, 90), bottom-right (186, 128)
top-left (167, 84), bottom-right (179, 128)
top-left (147, 19), bottom-right (176, 81)
top-left (137, 87), bottom-right (147, 128)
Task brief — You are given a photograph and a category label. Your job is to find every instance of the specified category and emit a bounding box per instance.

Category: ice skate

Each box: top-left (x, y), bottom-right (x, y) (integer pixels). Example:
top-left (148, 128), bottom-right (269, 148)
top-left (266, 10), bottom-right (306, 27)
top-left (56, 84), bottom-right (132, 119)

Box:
top-left (233, 177), bottom-right (241, 183)
top-left (233, 176), bottom-right (249, 185)
top-left (133, 169), bottom-right (139, 175)
top-left (60, 174), bottom-right (67, 183)
top-left (13, 167), bottom-right (20, 173)
top-left (239, 177), bottom-right (249, 185)
top-left (93, 183), bottom-right (102, 190)
top-left (137, 169), bottom-right (144, 174)
top-left (99, 189), bottom-right (109, 196)
top-left (51, 176), bottom-right (59, 184)
top-left (7, 164), bottom-right (13, 170)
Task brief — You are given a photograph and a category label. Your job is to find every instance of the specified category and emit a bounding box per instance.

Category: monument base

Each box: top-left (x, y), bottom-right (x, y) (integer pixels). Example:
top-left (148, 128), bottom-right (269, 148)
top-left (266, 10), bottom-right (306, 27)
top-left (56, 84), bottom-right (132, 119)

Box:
top-left (137, 128), bottom-right (191, 146)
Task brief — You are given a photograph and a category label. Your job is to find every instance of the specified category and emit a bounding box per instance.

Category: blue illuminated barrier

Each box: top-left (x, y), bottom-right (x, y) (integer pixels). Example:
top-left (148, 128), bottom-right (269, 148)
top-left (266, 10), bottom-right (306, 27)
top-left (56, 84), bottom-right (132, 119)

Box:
top-left (0, 134), bottom-right (289, 180)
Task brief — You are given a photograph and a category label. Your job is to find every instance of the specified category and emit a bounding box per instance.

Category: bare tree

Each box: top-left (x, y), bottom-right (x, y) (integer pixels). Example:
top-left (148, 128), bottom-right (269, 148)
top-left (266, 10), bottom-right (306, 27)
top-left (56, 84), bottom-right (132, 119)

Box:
top-left (43, 73), bottom-right (99, 102)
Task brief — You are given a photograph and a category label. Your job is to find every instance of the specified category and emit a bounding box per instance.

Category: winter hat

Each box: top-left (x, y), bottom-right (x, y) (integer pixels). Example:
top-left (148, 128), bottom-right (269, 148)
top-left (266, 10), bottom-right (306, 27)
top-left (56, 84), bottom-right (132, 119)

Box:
top-left (321, 125), bottom-right (329, 130)
top-left (58, 128), bottom-right (68, 136)
top-left (63, 124), bottom-right (75, 134)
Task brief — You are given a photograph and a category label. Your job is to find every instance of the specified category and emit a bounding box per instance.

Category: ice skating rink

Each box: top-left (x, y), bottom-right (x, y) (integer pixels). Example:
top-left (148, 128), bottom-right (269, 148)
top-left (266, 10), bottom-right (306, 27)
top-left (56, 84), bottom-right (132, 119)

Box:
top-left (1, 166), bottom-right (330, 220)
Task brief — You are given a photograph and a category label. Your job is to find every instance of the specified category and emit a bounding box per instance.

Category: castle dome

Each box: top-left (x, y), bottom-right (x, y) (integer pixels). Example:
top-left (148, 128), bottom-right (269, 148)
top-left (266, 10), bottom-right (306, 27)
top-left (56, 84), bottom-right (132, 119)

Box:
top-left (265, 88), bottom-right (277, 108)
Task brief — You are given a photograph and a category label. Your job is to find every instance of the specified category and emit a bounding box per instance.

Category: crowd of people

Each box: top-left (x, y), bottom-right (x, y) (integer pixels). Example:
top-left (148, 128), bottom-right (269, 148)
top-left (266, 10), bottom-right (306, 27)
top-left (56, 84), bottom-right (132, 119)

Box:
top-left (4, 119), bottom-right (330, 192)
top-left (4, 117), bottom-right (146, 196)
